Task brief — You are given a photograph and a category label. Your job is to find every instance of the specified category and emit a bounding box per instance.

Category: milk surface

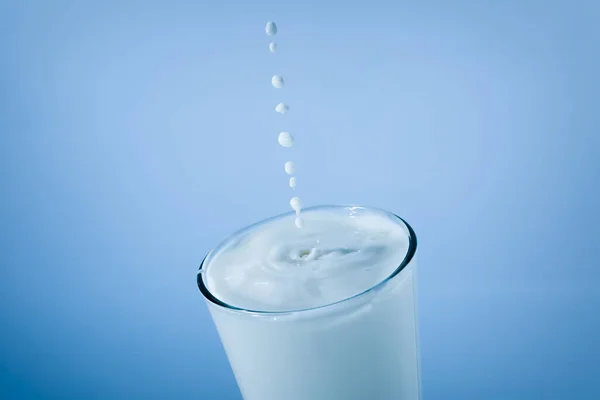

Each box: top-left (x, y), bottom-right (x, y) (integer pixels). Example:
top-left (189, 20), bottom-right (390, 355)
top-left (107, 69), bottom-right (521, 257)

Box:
top-left (205, 207), bottom-right (409, 312)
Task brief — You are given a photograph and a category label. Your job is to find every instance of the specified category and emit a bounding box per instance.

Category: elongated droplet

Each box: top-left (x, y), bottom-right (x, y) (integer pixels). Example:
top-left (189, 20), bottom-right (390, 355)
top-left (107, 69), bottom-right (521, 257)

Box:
top-left (266, 22), bottom-right (277, 36)
top-left (278, 132), bottom-right (293, 147)
top-left (290, 196), bottom-right (302, 213)
top-left (272, 75), bottom-right (284, 89)
top-left (289, 177), bottom-right (297, 188)
top-left (284, 161), bottom-right (296, 174)
top-left (275, 103), bottom-right (289, 114)
top-left (295, 217), bottom-right (304, 228)
top-left (269, 42), bottom-right (277, 52)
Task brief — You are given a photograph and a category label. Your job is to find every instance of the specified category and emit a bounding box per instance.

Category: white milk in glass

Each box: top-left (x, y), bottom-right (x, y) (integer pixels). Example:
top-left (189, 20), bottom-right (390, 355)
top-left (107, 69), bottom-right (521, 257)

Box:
top-left (198, 205), bottom-right (420, 400)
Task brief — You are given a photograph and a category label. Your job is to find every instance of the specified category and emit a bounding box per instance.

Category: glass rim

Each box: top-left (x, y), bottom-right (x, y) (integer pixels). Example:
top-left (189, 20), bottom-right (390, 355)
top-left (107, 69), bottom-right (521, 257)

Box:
top-left (196, 204), bottom-right (417, 315)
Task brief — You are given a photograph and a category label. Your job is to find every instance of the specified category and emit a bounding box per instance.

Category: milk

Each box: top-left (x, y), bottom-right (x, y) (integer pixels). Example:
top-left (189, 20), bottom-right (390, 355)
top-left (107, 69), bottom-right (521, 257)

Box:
top-left (267, 22), bottom-right (303, 226)
top-left (265, 22), bottom-right (277, 36)
top-left (275, 103), bottom-right (289, 114)
top-left (284, 161), bottom-right (296, 175)
top-left (271, 75), bottom-right (284, 89)
top-left (278, 132), bottom-right (294, 147)
top-left (199, 206), bottom-right (421, 399)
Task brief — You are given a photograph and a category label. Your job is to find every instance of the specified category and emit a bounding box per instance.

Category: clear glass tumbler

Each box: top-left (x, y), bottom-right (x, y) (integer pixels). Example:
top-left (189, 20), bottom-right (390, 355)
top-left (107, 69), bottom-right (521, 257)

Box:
top-left (197, 205), bottom-right (421, 400)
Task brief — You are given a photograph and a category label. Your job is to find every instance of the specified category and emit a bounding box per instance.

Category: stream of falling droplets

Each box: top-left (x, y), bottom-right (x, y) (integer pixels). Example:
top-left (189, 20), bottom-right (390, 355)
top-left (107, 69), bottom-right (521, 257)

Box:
top-left (266, 21), bottom-right (303, 228)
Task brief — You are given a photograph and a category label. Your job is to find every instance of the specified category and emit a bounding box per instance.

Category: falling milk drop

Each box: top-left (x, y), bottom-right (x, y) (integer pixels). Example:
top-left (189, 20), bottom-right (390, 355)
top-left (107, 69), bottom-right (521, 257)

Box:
top-left (290, 197), bottom-right (302, 213)
top-left (275, 103), bottom-right (289, 114)
top-left (265, 22), bottom-right (277, 36)
top-left (271, 75), bottom-right (284, 89)
top-left (284, 161), bottom-right (296, 174)
top-left (265, 21), bottom-right (303, 228)
top-left (278, 132), bottom-right (294, 147)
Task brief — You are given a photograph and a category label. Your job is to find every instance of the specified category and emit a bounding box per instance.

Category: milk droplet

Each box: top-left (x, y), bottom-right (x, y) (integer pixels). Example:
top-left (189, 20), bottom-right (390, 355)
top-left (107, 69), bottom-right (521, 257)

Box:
top-left (289, 177), bottom-right (297, 188)
top-left (275, 103), bottom-right (289, 114)
top-left (295, 217), bottom-right (304, 228)
top-left (265, 22), bottom-right (277, 36)
top-left (278, 132), bottom-right (294, 147)
top-left (290, 197), bottom-right (302, 213)
top-left (271, 75), bottom-right (284, 89)
top-left (269, 42), bottom-right (277, 52)
top-left (284, 161), bottom-right (296, 174)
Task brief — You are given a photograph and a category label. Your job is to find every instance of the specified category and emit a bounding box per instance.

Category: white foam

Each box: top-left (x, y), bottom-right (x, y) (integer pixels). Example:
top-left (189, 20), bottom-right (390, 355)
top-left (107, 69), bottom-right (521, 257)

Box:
top-left (205, 207), bottom-right (410, 311)
top-left (271, 75), bottom-right (284, 89)
top-left (278, 132), bottom-right (293, 147)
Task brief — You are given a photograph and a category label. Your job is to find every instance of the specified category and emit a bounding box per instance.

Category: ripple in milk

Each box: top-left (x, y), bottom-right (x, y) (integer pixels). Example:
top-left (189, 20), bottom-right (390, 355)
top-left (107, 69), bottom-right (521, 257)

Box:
top-left (204, 207), bottom-right (409, 312)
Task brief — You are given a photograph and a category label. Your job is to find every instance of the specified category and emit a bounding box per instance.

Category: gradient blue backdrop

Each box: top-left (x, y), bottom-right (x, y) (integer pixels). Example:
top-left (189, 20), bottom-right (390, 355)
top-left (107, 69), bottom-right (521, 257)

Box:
top-left (1, 1), bottom-right (599, 399)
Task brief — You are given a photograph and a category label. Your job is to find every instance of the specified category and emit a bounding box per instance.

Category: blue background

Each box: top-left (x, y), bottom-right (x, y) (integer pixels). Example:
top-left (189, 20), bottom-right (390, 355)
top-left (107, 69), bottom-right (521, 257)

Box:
top-left (1, 1), bottom-right (599, 399)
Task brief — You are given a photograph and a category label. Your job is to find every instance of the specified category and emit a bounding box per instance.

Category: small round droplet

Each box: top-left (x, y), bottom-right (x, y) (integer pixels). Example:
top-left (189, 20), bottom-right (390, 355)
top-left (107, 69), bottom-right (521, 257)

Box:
top-left (289, 177), bottom-right (297, 188)
top-left (290, 196), bottom-right (302, 213)
top-left (269, 42), bottom-right (277, 52)
top-left (278, 132), bottom-right (293, 147)
top-left (271, 75), bottom-right (284, 89)
top-left (265, 22), bottom-right (277, 36)
top-left (284, 161), bottom-right (296, 174)
top-left (295, 217), bottom-right (304, 229)
top-left (275, 103), bottom-right (289, 114)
